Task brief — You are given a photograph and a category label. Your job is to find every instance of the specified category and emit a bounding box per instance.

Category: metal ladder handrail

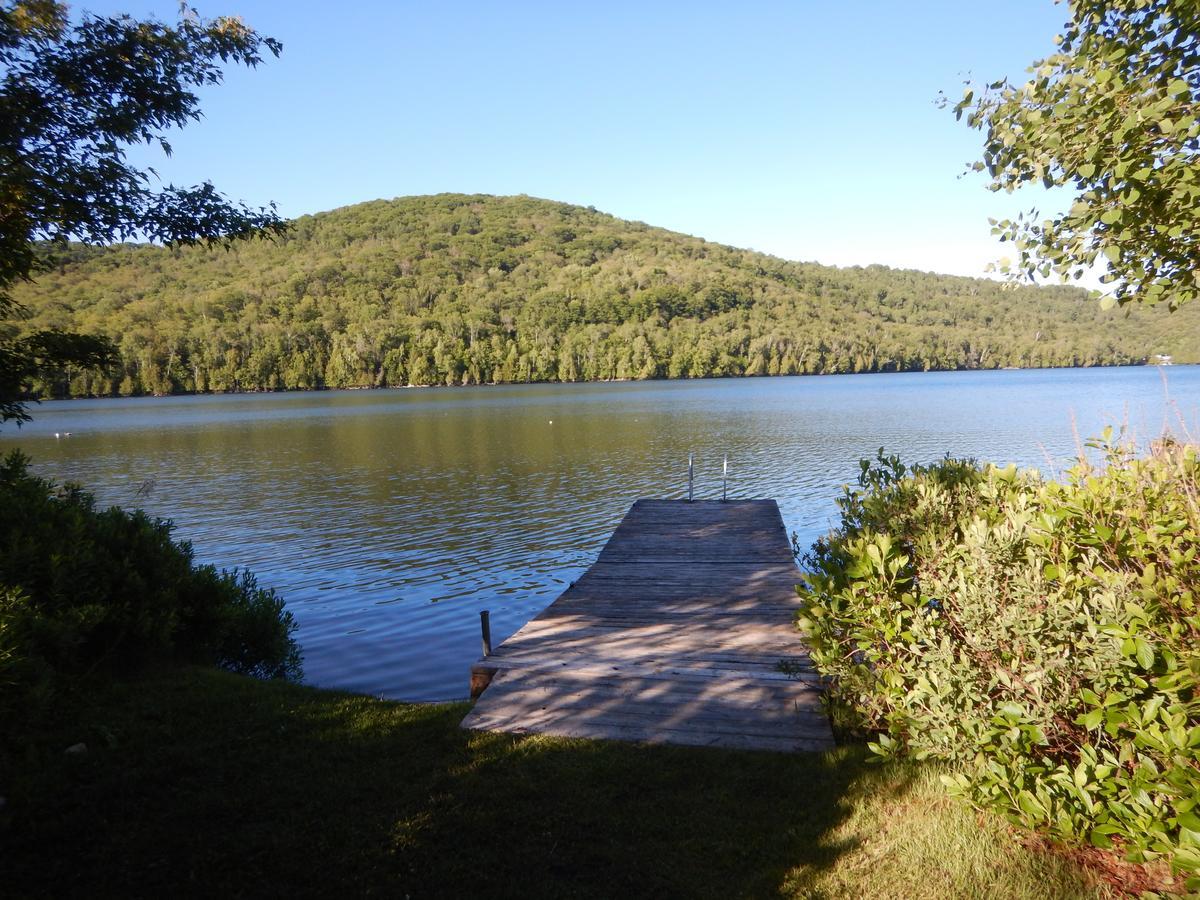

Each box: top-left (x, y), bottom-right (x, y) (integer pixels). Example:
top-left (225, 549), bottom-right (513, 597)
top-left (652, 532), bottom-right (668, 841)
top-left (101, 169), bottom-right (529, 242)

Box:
top-left (686, 452), bottom-right (729, 502)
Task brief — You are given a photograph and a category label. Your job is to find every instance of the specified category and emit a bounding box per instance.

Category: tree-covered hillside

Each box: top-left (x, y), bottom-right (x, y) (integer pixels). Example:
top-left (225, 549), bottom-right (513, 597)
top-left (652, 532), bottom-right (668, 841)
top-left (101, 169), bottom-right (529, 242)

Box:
top-left (11, 193), bottom-right (1200, 397)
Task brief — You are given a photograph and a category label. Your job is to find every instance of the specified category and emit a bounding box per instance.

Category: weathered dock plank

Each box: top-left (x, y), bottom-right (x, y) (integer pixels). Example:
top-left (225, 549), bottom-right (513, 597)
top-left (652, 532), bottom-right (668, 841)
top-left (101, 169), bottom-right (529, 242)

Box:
top-left (460, 499), bottom-right (834, 752)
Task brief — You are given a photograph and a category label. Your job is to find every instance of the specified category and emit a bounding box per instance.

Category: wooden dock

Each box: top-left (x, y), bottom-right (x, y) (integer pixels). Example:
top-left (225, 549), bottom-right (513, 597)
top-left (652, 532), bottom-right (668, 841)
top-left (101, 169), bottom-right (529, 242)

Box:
top-left (460, 499), bottom-right (833, 752)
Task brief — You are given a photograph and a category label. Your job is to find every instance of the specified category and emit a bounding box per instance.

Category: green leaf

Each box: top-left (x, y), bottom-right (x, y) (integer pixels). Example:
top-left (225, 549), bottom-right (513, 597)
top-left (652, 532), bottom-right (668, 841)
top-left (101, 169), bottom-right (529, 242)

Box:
top-left (1134, 637), bottom-right (1155, 670)
top-left (1017, 790), bottom-right (1045, 819)
top-left (1179, 809), bottom-right (1200, 833)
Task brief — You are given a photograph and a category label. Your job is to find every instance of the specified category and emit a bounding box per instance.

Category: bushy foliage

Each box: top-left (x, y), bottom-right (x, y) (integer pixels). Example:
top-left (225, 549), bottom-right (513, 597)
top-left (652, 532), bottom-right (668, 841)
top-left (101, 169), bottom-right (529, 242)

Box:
top-left (11, 194), bottom-right (1200, 400)
top-left (797, 437), bottom-right (1200, 884)
top-left (0, 451), bottom-right (300, 709)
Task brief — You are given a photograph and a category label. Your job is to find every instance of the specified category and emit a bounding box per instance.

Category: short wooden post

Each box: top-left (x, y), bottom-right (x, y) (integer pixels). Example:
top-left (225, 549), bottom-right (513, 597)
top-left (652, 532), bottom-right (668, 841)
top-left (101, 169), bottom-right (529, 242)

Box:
top-left (480, 609), bottom-right (492, 657)
top-left (470, 664), bottom-right (496, 699)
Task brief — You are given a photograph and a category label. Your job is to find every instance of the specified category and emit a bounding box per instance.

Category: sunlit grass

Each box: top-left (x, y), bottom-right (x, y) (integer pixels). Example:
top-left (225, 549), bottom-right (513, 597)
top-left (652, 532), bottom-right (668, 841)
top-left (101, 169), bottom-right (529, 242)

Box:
top-left (781, 763), bottom-right (1098, 899)
top-left (1, 668), bottom-right (1106, 898)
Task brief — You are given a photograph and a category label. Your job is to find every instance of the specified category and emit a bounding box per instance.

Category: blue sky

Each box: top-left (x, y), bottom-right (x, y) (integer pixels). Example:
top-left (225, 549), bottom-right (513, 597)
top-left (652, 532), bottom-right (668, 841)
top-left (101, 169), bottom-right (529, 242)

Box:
top-left (95, 1), bottom-right (1074, 280)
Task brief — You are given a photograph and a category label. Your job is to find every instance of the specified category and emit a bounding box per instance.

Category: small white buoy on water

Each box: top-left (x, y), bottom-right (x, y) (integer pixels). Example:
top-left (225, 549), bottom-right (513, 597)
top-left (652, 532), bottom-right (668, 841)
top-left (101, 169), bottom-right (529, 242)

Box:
top-left (549, 420), bottom-right (553, 424)
top-left (54, 432), bottom-right (60, 438)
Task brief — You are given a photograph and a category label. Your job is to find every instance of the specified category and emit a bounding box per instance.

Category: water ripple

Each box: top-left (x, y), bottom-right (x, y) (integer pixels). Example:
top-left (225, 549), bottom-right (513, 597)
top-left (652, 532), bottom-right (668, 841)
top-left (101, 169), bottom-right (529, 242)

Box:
top-left (5, 368), bottom-right (1198, 700)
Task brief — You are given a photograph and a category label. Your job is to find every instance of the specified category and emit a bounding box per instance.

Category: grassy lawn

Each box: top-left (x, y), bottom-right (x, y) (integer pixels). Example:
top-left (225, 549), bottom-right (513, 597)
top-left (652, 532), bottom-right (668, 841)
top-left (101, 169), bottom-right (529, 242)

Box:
top-left (2, 668), bottom-right (1105, 899)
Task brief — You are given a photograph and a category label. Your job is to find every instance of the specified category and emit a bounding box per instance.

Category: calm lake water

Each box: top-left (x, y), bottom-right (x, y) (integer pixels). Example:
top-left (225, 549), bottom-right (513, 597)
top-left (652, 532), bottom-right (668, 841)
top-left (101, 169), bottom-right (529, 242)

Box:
top-left (5, 367), bottom-right (1198, 701)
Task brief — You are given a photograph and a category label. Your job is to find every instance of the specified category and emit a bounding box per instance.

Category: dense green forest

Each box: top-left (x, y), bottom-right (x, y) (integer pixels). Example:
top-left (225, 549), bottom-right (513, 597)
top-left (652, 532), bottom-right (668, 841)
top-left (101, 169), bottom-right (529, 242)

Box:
top-left (10, 193), bottom-right (1200, 397)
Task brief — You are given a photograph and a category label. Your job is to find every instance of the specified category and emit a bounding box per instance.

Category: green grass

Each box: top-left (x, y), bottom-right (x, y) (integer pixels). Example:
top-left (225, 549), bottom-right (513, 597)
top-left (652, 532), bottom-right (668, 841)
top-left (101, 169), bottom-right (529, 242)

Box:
top-left (1, 667), bottom-right (1105, 899)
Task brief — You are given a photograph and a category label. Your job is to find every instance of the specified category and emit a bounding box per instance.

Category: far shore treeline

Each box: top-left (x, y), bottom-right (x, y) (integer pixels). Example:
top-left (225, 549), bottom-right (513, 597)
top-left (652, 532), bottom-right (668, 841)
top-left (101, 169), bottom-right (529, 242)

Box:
top-left (13, 193), bottom-right (1200, 400)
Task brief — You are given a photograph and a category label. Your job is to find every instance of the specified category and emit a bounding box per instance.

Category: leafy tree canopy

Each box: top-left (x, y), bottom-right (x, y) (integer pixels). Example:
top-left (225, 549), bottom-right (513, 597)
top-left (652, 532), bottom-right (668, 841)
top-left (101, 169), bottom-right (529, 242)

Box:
top-left (0, 0), bottom-right (284, 425)
top-left (954, 0), bottom-right (1200, 310)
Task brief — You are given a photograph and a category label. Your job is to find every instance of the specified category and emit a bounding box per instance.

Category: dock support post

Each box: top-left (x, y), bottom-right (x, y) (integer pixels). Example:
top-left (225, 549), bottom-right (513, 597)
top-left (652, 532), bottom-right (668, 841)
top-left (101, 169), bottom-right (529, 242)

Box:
top-left (469, 663), bottom-right (496, 699)
top-left (688, 453), bottom-right (694, 502)
top-left (480, 609), bottom-right (492, 657)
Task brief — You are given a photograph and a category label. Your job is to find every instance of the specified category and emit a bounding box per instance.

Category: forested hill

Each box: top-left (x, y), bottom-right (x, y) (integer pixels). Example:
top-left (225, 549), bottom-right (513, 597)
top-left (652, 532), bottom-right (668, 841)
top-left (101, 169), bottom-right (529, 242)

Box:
top-left (14, 193), bottom-right (1200, 397)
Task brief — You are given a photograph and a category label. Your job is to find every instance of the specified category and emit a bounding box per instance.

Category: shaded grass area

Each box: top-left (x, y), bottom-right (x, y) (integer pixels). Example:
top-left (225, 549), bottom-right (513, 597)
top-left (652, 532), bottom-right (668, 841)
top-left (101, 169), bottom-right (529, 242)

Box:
top-left (2, 668), bottom-right (1105, 899)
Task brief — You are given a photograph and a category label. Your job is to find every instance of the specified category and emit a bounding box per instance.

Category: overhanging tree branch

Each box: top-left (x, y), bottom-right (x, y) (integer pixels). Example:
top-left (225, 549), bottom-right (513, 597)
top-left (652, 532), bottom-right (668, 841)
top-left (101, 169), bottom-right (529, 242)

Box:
top-left (950, 0), bottom-right (1200, 311)
top-left (0, 1), bottom-right (286, 425)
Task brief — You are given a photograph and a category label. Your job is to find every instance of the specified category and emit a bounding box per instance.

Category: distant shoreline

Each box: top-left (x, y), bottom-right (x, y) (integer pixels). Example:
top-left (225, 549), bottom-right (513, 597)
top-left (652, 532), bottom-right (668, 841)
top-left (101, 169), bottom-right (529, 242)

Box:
top-left (21, 359), bottom-right (1182, 405)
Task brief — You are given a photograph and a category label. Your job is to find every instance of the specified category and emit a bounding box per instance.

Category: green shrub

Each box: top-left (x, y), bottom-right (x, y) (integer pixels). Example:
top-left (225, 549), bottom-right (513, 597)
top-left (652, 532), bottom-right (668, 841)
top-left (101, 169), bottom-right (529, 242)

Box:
top-left (798, 435), bottom-right (1200, 885)
top-left (0, 450), bottom-right (301, 710)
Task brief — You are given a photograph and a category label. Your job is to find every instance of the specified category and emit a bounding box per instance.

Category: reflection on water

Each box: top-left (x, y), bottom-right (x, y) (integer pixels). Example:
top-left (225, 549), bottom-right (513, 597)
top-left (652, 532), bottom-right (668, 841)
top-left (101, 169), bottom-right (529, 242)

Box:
top-left (5, 367), bottom-right (1197, 700)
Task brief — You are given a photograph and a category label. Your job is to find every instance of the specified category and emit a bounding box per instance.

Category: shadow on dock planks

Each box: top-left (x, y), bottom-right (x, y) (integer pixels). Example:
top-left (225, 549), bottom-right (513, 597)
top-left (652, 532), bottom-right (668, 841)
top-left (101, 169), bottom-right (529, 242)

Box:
top-left (460, 499), bottom-right (834, 753)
